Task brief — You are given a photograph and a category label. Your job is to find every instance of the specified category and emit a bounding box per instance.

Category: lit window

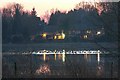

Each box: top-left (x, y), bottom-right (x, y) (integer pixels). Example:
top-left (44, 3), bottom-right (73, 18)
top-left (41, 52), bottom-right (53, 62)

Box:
top-left (58, 35), bottom-right (62, 39)
top-left (84, 35), bottom-right (88, 39)
top-left (42, 33), bottom-right (47, 38)
top-left (54, 36), bottom-right (57, 39)
top-left (61, 32), bottom-right (65, 39)
top-left (86, 30), bottom-right (91, 34)
top-left (97, 31), bottom-right (101, 35)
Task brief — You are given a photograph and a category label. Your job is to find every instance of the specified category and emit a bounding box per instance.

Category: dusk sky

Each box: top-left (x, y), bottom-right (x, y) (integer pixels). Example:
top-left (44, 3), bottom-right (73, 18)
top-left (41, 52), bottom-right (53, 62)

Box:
top-left (0, 0), bottom-right (115, 23)
top-left (0, 0), bottom-right (102, 16)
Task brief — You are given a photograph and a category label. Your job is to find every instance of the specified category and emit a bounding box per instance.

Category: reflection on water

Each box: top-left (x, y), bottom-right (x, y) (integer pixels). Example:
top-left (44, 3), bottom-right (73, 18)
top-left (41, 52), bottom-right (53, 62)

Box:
top-left (2, 50), bottom-right (118, 78)
top-left (62, 50), bottom-right (65, 62)
top-left (43, 53), bottom-right (46, 61)
top-left (36, 64), bottom-right (51, 75)
top-left (97, 63), bottom-right (104, 77)
top-left (39, 50), bottom-right (101, 63)
top-left (54, 50), bottom-right (56, 61)
top-left (97, 50), bottom-right (100, 62)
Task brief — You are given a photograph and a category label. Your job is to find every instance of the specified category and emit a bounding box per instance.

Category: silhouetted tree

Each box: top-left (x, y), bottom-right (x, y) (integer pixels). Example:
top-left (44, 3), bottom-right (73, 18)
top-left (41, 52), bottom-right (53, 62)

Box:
top-left (48, 2), bottom-right (118, 42)
top-left (100, 2), bottom-right (118, 42)
top-left (2, 7), bottom-right (13, 43)
top-left (31, 7), bottom-right (37, 16)
top-left (2, 3), bottom-right (46, 43)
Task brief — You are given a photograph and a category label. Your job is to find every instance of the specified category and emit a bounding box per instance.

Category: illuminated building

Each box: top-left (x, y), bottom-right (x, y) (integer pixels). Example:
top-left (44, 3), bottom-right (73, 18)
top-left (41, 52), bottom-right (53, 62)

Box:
top-left (84, 35), bottom-right (88, 39)
top-left (97, 31), bottom-right (101, 35)
top-left (54, 31), bottom-right (65, 40)
top-left (42, 33), bottom-right (47, 38)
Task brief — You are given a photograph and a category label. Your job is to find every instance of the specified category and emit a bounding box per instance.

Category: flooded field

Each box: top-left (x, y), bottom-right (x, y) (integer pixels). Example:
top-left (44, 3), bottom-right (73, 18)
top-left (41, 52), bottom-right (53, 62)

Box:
top-left (2, 50), bottom-right (119, 78)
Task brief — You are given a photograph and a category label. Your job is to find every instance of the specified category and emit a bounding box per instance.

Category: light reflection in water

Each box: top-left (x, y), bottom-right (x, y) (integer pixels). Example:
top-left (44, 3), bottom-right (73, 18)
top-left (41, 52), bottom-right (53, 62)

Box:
top-left (35, 50), bottom-right (102, 62)
top-left (3, 49), bottom-right (117, 78)
top-left (83, 50), bottom-right (101, 62)
top-left (42, 50), bottom-right (66, 62)
top-left (36, 64), bottom-right (51, 75)
top-left (62, 50), bottom-right (65, 62)
top-left (97, 50), bottom-right (100, 62)
top-left (97, 63), bottom-right (104, 77)
top-left (54, 50), bottom-right (56, 60)
top-left (84, 54), bottom-right (88, 61)
top-left (58, 54), bottom-right (62, 60)
top-left (84, 50), bottom-right (89, 60)
top-left (43, 52), bottom-right (46, 61)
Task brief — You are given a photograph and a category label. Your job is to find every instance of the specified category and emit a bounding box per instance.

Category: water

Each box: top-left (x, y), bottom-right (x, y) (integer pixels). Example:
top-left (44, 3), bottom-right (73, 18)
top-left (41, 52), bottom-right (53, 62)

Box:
top-left (2, 50), bottom-right (118, 78)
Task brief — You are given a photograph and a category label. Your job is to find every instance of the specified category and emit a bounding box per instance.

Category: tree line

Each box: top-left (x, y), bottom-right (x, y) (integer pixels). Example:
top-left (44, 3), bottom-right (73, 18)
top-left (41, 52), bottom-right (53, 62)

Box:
top-left (1, 2), bottom-right (118, 44)
top-left (48, 2), bottom-right (118, 42)
top-left (1, 3), bottom-right (46, 43)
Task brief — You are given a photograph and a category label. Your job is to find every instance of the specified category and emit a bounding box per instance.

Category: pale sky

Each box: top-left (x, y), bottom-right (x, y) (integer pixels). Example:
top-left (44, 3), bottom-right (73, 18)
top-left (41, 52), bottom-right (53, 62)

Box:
top-left (0, 0), bottom-right (115, 23)
top-left (0, 0), bottom-right (102, 17)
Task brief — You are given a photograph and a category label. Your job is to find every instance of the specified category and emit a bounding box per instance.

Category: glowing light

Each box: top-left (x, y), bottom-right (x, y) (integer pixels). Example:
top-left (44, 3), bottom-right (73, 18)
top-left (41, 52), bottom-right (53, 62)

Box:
top-left (58, 35), bottom-right (62, 39)
top-left (36, 64), bottom-right (51, 74)
top-left (33, 50), bottom-right (103, 55)
top-left (97, 31), bottom-right (101, 35)
top-left (43, 51), bottom-right (46, 61)
top-left (42, 33), bottom-right (47, 38)
top-left (84, 35), bottom-right (88, 39)
top-left (61, 31), bottom-right (65, 39)
top-left (97, 50), bottom-right (100, 62)
top-left (86, 30), bottom-right (91, 34)
top-left (54, 50), bottom-right (57, 60)
top-left (62, 50), bottom-right (65, 62)
top-left (97, 64), bottom-right (103, 76)
top-left (54, 31), bottom-right (65, 40)
top-left (54, 36), bottom-right (57, 39)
